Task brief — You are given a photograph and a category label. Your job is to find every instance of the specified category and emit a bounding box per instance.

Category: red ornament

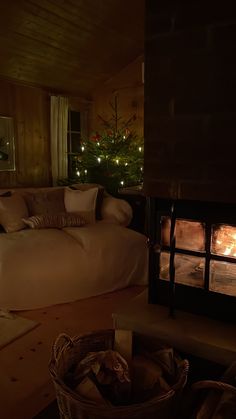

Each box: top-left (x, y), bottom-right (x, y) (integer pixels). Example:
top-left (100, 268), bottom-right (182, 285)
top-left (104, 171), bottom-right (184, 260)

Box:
top-left (91, 132), bottom-right (101, 142)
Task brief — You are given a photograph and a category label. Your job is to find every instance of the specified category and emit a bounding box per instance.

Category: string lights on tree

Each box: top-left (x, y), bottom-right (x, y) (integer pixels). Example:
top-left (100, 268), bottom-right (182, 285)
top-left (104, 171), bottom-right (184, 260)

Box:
top-left (69, 96), bottom-right (144, 194)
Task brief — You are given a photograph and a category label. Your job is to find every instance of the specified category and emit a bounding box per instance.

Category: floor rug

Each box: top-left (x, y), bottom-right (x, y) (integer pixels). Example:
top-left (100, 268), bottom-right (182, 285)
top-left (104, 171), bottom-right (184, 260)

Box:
top-left (0, 310), bottom-right (39, 349)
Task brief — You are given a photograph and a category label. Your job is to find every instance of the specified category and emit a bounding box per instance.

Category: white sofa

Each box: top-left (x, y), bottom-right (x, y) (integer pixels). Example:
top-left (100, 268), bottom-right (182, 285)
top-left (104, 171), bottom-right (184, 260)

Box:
top-left (0, 184), bottom-right (148, 310)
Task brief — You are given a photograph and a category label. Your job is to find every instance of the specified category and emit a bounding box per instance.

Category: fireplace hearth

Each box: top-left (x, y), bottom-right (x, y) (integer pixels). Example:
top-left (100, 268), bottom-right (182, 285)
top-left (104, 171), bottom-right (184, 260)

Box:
top-left (148, 198), bottom-right (236, 323)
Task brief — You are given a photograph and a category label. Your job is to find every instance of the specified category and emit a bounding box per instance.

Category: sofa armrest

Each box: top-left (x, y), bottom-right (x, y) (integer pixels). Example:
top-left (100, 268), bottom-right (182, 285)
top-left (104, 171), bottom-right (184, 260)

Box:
top-left (100, 196), bottom-right (133, 227)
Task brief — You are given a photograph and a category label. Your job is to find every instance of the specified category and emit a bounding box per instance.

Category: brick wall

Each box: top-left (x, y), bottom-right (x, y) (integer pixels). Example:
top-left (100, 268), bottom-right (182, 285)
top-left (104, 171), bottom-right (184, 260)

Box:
top-left (144, 0), bottom-right (236, 203)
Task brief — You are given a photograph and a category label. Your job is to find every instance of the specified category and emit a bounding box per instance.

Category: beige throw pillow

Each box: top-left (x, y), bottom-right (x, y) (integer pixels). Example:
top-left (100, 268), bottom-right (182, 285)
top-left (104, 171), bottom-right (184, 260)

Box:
top-left (64, 187), bottom-right (98, 224)
top-left (0, 193), bottom-right (29, 232)
top-left (22, 212), bottom-right (86, 229)
top-left (70, 183), bottom-right (105, 220)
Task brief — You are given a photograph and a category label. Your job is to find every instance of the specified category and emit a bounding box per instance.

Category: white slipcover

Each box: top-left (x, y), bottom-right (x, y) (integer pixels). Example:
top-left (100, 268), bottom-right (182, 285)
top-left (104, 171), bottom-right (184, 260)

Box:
top-left (0, 221), bottom-right (148, 310)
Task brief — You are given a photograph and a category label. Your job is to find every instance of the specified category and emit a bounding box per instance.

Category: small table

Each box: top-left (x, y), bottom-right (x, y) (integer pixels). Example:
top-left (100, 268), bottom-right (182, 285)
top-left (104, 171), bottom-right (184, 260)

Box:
top-left (116, 186), bottom-right (146, 234)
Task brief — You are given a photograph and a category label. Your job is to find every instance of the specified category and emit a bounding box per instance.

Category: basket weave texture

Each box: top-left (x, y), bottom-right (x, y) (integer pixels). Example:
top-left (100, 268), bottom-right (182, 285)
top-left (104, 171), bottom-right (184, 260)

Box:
top-left (191, 362), bottom-right (236, 418)
top-left (49, 329), bottom-right (189, 419)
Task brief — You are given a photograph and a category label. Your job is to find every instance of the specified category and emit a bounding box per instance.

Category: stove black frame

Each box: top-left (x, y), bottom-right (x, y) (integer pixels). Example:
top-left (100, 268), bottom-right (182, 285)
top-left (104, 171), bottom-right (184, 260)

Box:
top-left (147, 197), bottom-right (236, 323)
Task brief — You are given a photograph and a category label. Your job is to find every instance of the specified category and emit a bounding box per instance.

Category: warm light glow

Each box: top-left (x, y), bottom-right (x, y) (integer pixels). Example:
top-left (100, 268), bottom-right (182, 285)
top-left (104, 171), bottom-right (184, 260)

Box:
top-left (81, 146), bottom-right (85, 151)
top-left (125, 162), bottom-right (128, 166)
top-left (140, 167), bottom-right (143, 171)
top-left (120, 180), bottom-right (124, 186)
top-left (76, 170), bottom-right (80, 176)
top-left (214, 225), bottom-right (236, 258)
top-left (97, 157), bottom-right (101, 163)
top-left (97, 142), bottom-right (100, 146)
top-left (116, 159), bottom-right (119, 165)
top-left (139, 147), bottom-right (142, 152)
top-left (84, 169), bottom-right (87, 174)
top-left (224, 247), bottom-right (232, 256)
top-left (123, 135), bottom-right (126, 139)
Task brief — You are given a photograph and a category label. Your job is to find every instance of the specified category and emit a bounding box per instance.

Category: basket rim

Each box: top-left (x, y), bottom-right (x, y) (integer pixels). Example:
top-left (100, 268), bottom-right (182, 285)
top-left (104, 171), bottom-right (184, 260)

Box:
top-left (50, 376), bottom-right (177, 412)
top-left (49, 369), bottom-right (189, 411)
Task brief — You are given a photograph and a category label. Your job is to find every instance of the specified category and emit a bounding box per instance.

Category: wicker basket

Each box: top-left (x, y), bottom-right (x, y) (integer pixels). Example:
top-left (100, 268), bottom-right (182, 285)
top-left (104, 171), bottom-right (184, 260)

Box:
top-left (191, 362), bottom-right (236, 418)
top-left (49, 329), bottom-right (189, 419)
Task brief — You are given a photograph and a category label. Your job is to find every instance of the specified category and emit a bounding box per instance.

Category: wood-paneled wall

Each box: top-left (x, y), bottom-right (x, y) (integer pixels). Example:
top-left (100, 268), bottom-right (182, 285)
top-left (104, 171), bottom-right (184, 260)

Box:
top-left (0, 80), bottom-right (51, 188)
top-left (90, 56), bottom-right (144, 139)
top-left (0, 57), bottom-right (143, 188)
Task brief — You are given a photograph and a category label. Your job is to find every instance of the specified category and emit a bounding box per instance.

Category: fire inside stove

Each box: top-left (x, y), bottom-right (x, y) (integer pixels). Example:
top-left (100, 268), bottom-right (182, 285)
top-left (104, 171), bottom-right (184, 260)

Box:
top-left (148, 198), bottom-right (236, 322)
top-left (160, 218), bottom-right (236, 297)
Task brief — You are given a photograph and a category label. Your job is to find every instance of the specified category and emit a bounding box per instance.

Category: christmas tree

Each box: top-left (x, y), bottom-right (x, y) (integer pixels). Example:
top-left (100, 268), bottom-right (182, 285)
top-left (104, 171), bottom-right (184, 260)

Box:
top-left (68, 96), bottom-right (144, 194)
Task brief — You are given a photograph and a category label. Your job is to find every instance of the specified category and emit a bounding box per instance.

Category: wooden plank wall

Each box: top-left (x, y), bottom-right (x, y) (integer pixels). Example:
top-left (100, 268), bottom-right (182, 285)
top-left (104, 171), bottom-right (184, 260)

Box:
top-left (0, 80), bottom-right (51, 188)
top-left (0, 57), bottom-right (143, 188)
top-left (0, 0), bottom-right (144, 97)
top-left (90, 56), bottom-right (144, 140)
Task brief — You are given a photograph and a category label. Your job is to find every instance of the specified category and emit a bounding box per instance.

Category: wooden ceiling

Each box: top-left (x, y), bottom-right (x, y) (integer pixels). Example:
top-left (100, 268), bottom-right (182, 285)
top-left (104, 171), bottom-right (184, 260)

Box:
top-left (0, 0), bottom-right (144, 97)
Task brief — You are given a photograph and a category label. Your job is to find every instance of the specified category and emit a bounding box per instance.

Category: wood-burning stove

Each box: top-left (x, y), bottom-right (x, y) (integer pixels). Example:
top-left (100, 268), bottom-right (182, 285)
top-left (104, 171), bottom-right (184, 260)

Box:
top-left (148, 198), bottom-right (236, 323)
top-left (144, 0), bottom-right (236, 326)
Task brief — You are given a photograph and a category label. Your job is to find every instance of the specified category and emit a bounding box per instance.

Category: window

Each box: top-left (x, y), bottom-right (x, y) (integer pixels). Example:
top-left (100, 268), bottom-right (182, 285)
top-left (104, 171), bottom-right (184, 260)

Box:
top-left (67, 110), bottom-right (81, 178)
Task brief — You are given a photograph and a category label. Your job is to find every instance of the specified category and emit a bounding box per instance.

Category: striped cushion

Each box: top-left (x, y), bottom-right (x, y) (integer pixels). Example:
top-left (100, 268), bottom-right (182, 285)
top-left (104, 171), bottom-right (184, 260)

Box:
top-left (22, 212), bottom-right (86, 229)
top-left (0, 191), bottom-right (11, 197)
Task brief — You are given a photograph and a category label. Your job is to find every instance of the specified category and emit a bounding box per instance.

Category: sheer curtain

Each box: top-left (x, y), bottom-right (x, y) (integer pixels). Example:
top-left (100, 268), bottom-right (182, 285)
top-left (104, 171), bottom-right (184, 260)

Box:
top-left (50, 96), bottom-right (69, 185)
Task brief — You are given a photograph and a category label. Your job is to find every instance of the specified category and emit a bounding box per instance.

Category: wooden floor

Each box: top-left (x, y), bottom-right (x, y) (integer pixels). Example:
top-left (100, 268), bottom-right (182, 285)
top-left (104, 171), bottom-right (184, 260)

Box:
top-left (0, 286), bottom-right (145, 419)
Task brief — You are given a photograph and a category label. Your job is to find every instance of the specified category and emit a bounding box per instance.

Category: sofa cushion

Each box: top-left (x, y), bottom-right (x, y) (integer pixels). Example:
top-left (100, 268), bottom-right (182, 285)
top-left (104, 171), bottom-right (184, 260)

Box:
top-left (22, 212), bottom-right (86, 229)
top-left (23, 188), bottom-right (65, 216)
top-left (0, 193), bottom-right (29, 232)
top-left (64, 187), bottom-right (98, 224)
top-left (0, 191), bottom-right (12, 232)
top-left (70, 183), bottom-right (105, 220)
